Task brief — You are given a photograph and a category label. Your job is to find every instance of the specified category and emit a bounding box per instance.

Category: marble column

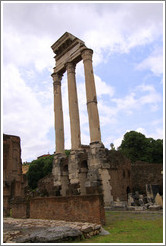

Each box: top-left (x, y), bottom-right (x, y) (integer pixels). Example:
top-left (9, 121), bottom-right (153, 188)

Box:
top-left (66, 62), bottom-right (81, 149)
top-left (52, 72), bottom-right (65, 153)
top-left (81, 48), bottom-right (101, 143)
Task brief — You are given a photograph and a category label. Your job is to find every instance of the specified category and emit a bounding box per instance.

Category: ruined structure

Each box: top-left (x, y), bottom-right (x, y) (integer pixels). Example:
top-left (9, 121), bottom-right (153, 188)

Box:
top-left (107, 150), bottom-right (132, 201)
top-left (51, 32), bottom-right (113, 206)
top-left (38, 149), bottom-right (132, 204)
top-left (3, 33), bottom-right (162, 226)
top-left (131, 161), bottom-right (163, 195)
top-left (3, 134), bottom-right (27, 216)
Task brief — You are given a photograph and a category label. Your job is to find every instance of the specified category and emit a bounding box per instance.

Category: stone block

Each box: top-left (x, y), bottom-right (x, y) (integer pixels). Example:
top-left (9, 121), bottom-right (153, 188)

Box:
top-left (149, 205), bottom-right (162, 211)
top-left (155, 193), bottom-right (163, 208)
top-left (127, 206), bottom-right (135, 211)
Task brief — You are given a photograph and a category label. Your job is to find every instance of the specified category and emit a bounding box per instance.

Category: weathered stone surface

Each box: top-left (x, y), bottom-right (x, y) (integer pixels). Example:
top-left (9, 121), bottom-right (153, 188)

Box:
top-left (16, 226), bottom-right (82, 243)
top-left (81, 48), bottom-right (101, 143)
top-left (3, 218), bottom-right (102, 243)
top-left (66, 62), bottom-right (81, 150)
top-left (149, 205), bottom-right (162, 211)
top-left (111, 199), bottom-right (127, 210)
top-left (99, 228), bottom-right (110, 236)
top-left (155, 193), bottom-right (163, 208)
top-left (134, 206), bottom-right (146, 211)
top-left (52, 73), bottom-right (65, 154)
top-left (3, 134), bottom-right (28, 216)
top-left (127, 206), bottom-right (136, 211)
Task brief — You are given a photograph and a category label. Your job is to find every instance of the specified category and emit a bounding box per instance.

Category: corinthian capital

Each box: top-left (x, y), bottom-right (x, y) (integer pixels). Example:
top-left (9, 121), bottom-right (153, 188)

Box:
top-left (66, 62), bottom-right (76, 74)
top-left (51, 72), bottom-right (63, 86)
top-left (81, 48), bottom-right (93, 62)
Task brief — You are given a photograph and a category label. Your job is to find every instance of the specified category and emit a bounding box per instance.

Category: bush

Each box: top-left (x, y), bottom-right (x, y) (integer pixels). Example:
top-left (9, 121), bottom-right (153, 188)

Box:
top-left (26, 155), bottom-right (54, 189)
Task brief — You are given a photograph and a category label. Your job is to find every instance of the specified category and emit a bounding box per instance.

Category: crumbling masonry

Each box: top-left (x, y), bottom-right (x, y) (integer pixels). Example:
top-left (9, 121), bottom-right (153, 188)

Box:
top-left (51, 32), bottom-right (113, 206)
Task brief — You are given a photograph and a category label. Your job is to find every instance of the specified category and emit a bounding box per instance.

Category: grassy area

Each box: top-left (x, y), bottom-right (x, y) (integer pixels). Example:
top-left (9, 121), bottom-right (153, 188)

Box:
top-left (76, 211), bottom-right (163, 243)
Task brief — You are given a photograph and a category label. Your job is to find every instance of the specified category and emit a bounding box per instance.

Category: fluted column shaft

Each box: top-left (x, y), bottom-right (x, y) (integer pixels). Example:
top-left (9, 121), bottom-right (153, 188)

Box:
top-left (81, 48), bottom-right (101, 143)
top-left (66, 62), bottom-right (81, 149)
top-left (52, 73), bottom-right (65, 153)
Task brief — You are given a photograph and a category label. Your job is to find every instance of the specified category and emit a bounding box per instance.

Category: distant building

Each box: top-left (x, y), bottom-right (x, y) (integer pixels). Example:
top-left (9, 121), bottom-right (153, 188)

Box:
top-left (37, 154), bottom-right (51, 159)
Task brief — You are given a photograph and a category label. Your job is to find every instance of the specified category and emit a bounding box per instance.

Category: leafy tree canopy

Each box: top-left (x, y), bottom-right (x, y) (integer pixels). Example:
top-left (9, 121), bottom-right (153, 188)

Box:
top-left (26, 155), bottom-right (54, 190)
top-left (118, 131), bottom-right (163, 163)
top-left (26, 150), bottom-right (71, 190)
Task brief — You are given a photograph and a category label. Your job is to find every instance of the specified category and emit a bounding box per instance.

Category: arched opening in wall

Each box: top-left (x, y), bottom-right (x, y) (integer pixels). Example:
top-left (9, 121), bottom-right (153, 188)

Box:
top-left (63, 164), bottom-right (68, 173)
top-left (80, 160), bottom-right (88, 169)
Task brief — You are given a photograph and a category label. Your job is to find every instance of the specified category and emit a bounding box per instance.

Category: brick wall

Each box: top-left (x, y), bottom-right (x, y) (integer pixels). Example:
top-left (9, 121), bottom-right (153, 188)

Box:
top-left (131, 161), bottom-right (163, 194)
top-left (12, 200), bottom-right (30, 219)
top-left (107, 150), bottom-right (132, 201)
top-left (3, 134), bottom-right (28, 216)
top-left (30, 195), bottom-right (105, 225)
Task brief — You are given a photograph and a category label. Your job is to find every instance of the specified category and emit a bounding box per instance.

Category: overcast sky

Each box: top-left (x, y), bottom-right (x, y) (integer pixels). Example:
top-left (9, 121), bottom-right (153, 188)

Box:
top-left (2, 1), bottom-right (164, 162)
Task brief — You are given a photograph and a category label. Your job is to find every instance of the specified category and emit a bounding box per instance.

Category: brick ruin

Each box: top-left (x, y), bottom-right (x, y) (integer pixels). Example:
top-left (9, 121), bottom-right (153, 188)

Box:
top-left (3, 134), bottom-right (27, 216)
top-left (131, 161), bottom-right (163, 195)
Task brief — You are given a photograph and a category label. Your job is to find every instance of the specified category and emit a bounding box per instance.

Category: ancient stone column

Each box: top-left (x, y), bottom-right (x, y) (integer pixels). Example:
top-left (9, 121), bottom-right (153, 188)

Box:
top-left (52, 72), bottom-right (65, 153)
top-left (66, 62), bottom-right (81, 150)
top-left (81, 48), bottom-right (101, 143)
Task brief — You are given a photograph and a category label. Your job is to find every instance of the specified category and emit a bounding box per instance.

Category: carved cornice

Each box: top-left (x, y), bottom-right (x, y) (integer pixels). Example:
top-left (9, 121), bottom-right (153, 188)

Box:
top-left (51, 32), bottom-right (85, 56)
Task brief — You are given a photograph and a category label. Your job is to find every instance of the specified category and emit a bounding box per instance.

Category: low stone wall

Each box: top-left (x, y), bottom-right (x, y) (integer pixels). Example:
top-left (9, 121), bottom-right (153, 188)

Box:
top-left (30, 195), bottom-right (105, 225)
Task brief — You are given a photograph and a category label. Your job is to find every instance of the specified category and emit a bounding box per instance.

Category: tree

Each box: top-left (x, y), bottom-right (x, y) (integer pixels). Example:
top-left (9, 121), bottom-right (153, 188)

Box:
top-left (110, 143), bottom-right (115, 150)
top-left (118, 131), bottom-right (163, 163)
top-left (148, 138), bottom-right (163, 163)
top-left (26, 155), bottom-right (54, 189)
top-left (26, 150), bottom-right (71, 190)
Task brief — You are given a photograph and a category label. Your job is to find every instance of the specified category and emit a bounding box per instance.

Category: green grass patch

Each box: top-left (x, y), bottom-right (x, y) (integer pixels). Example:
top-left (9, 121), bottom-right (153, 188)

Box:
top-left (75, 211), bottom-right (163, 243)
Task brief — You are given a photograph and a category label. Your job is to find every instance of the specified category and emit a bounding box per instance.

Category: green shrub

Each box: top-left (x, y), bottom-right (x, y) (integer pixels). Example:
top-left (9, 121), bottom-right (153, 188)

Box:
top-left (26, 155), bottom-right (54, 189)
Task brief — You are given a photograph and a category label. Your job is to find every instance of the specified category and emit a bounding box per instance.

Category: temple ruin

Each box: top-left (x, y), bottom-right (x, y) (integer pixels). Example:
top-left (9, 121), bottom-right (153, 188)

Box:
top-left (3, 33), bottom-right (163, 225)
top-left (51, 32), bottom-right (113, 206)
